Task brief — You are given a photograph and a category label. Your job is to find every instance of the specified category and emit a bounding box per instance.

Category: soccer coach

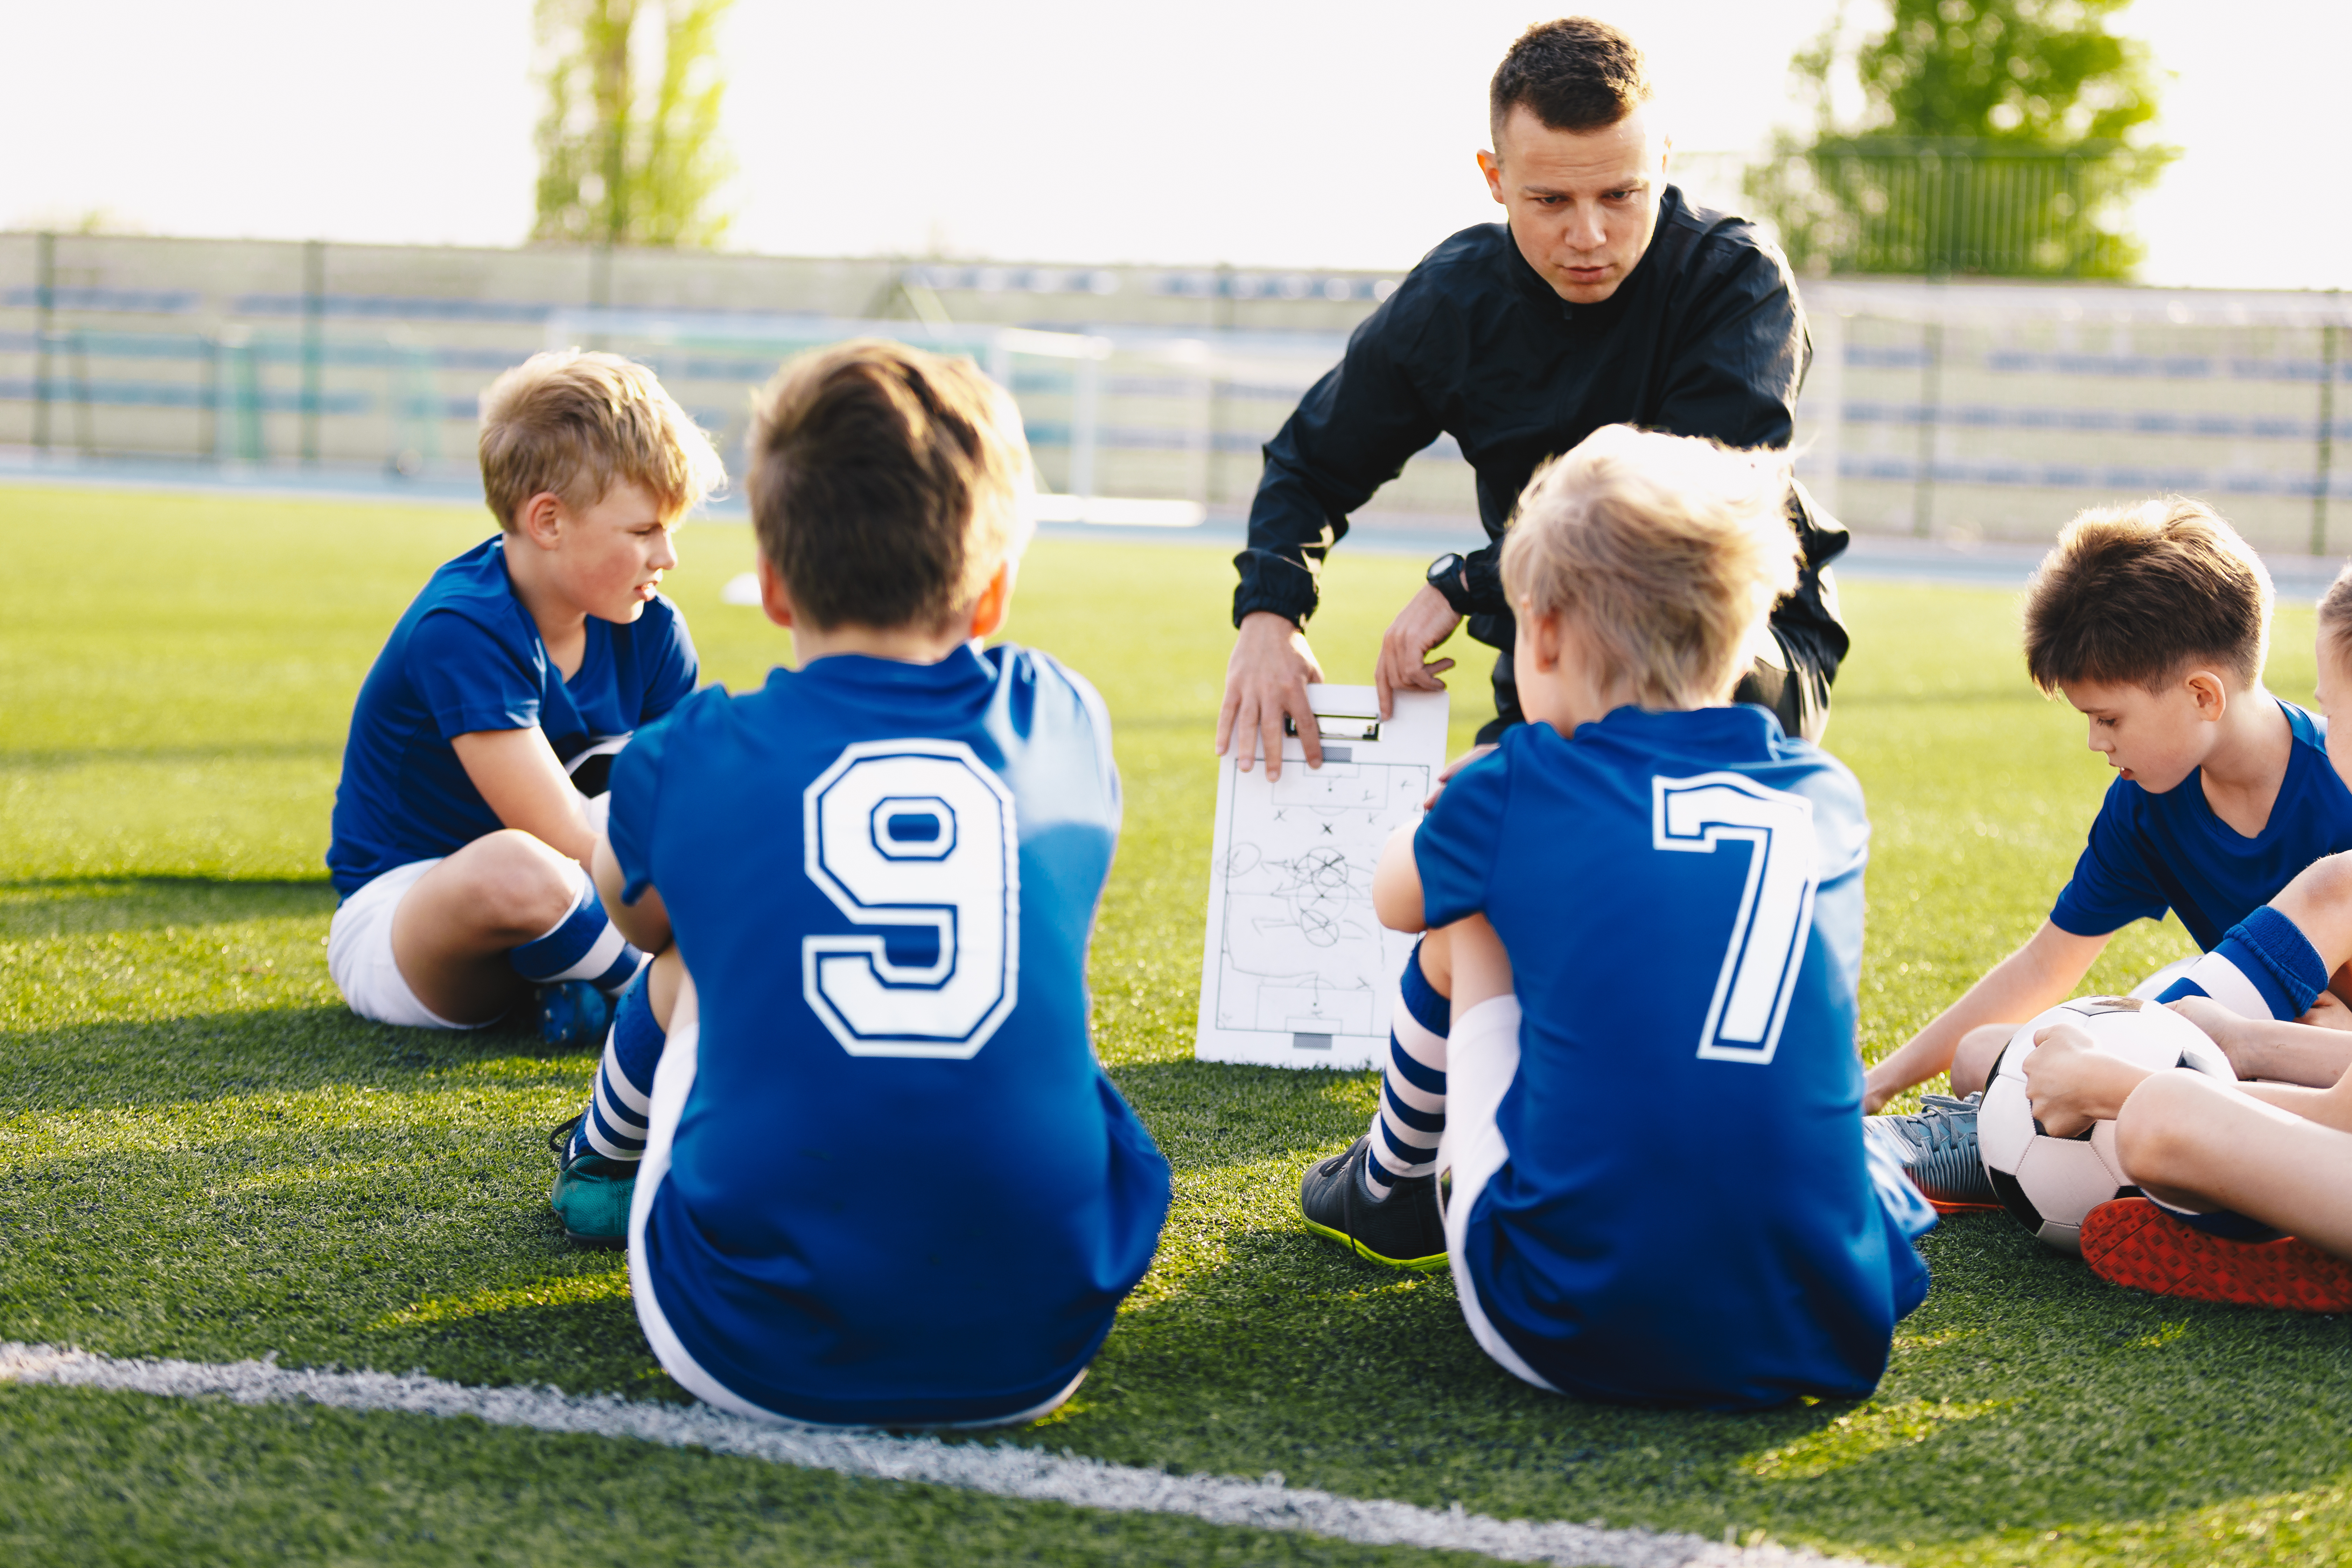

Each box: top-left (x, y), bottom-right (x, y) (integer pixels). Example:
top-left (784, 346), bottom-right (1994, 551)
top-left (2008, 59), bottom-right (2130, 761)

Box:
top-left (1217, 18), bottom-right (1849, 778)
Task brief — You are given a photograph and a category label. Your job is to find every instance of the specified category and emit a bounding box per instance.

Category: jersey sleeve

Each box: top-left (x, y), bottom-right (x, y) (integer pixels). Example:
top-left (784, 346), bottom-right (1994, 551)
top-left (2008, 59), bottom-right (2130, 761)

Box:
top-left (635, 596), bottom-right (701, 724)
top-left (2047, 783), bottom-right (2167, 936)
top-left (607, 696), bottom-right (688, 905)
top-left (1414, 748), bottom-right (1511, 929)
top-left (407, 608), bottom-right (542, 740)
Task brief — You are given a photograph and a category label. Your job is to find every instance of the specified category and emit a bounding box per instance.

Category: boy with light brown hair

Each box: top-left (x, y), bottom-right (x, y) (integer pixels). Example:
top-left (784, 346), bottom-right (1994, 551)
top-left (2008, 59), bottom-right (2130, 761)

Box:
top-left (324, 349), bottom-right (723, 1044)
top-left (547, 339), bottom-right (1170, 1427)
top-left (1863, 498), bottom-right (2352, 1210)
top-left (1298, 423), bottom-right (1933, 1409)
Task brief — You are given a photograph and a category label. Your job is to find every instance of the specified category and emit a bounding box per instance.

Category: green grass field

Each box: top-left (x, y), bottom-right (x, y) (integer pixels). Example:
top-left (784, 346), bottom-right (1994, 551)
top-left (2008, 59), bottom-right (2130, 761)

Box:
top-left (3, 485), bottom-right (2349, 1567)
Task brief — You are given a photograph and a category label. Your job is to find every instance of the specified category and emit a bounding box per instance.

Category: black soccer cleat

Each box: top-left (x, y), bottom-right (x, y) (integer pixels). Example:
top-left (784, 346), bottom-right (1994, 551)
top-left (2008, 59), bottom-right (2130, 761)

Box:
top-left (1298, 1134), bottom-right (1449, 1272)
top-left (1865, 1092), bottom-right (1999, 1213)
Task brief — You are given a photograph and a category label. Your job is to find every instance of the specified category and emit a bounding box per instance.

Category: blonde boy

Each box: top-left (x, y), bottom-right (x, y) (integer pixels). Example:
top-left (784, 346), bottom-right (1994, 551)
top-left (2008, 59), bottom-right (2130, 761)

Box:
top-left (325, 350), bottom-right (723, 1037)
top-left (1298, 424), bottom-right (1933, 1410)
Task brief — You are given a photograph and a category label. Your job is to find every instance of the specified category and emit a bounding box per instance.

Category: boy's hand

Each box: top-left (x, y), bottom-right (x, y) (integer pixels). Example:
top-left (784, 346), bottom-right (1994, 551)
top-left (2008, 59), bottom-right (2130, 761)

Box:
top-left (1424, 744), bottom-right (1497, 809)
top-left (2165, 995), bottom-right (2258, 1072)
top-left (2023, 1022), bottom-right (2146, 1138)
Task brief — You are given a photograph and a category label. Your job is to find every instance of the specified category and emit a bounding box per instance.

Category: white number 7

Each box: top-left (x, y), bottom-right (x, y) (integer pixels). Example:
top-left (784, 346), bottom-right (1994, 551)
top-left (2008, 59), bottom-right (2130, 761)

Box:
top-left (1652, 773), bottom-right (1819, 1065)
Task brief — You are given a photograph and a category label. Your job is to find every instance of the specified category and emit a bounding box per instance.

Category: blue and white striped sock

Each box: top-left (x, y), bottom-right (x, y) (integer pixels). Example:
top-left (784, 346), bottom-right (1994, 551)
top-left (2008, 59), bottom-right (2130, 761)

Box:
top-left (508, 869), bottom-right (647, 997)
top-left (2154, 905), bottom-right (2329, 1020)
top-left (1363, 940), bottom-right (1450, 1202)
top-left (571, 976), bottom-right (665, 1163)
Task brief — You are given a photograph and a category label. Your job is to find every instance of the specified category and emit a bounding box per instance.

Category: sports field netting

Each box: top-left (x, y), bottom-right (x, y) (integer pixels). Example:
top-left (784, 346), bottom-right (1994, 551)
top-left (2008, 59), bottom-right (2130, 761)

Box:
top-left (4, 486), bottom-right (2351, 1567)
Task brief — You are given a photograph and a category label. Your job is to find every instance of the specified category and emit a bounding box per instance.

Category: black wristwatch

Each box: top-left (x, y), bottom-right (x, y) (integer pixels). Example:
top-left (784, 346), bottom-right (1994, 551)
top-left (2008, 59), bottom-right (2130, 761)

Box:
top-left (1426, 551), bottom-right (1474, 615)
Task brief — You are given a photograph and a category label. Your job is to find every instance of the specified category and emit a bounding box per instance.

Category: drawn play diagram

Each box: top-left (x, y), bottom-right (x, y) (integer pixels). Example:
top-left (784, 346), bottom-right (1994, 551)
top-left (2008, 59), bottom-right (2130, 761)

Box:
top-left (1195, 686), bottom-right (1447, 1069)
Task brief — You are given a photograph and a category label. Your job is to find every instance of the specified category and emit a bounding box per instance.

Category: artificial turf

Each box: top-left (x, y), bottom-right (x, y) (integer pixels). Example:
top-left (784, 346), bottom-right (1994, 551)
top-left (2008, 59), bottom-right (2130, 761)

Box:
top-left (2, 484), bottom-right (2350, 1567)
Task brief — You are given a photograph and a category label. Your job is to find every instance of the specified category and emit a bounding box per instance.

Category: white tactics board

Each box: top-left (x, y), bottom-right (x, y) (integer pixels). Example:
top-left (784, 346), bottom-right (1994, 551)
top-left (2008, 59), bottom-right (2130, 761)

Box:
top-left (1195, 686), bottom-right (1448, 1069)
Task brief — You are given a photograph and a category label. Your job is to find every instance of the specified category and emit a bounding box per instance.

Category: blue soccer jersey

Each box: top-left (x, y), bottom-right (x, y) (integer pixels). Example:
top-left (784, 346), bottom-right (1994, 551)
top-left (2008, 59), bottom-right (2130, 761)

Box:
top-left (606, 644), bottom-right (1172, 1427)
top-left (2049, 700), bottom-right (2352, 951)
top-left (1416, 705), bottom-right (1928, 1410)
top-left (326, 537), bottom-right (698, 897)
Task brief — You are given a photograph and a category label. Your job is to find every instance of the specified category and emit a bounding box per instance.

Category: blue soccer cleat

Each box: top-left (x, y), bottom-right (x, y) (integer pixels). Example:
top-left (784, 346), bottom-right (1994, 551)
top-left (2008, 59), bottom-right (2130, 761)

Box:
top-left (537, 980), bottom-right (613, 1051)
top-left (548, 1115), bottom-right (634, 1249)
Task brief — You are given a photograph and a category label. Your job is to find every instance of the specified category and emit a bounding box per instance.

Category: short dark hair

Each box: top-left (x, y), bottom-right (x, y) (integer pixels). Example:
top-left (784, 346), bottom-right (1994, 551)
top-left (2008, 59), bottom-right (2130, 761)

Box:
top-left (2022, 498), bottom-right (2272, 694)
top-left (745, 339), bottom-right (1029, 634)
top-left (1489, 18), bottom-right (1652, 146)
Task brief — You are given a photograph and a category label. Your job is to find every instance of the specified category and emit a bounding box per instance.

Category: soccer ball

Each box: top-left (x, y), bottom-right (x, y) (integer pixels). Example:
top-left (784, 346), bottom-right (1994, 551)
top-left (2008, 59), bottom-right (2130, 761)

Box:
top-left (1978, 996), bottom-right (2235, 1253)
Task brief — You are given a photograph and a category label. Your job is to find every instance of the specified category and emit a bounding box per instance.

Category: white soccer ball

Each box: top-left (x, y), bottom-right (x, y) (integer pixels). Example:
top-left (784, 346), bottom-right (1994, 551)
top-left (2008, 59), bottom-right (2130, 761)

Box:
top-left (1978, 995), bottom-right (2236, 1254)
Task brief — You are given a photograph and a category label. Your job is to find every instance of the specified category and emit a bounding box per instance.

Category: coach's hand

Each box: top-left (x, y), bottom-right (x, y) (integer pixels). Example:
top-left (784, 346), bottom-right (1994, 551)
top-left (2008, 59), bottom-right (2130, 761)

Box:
top-left (1376, 584), bottom-right (1463, 721)
top-left (1218, 611), bottom-right (1325, 780)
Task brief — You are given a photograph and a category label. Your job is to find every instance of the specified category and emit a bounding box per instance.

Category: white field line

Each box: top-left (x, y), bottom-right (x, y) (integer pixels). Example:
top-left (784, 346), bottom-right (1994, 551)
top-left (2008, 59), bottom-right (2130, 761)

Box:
top-left (0, 1343), bottom-right (1883, 1568)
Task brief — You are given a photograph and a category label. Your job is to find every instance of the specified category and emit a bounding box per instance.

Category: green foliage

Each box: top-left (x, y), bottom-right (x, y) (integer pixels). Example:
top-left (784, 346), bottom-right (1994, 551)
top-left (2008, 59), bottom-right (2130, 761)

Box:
top-left (4, 487), bottom-right (2351, 1565)
top-left (1747, 0), bottom-right (2175, 278)
top-left (532, 0), bottom-right (734, 250)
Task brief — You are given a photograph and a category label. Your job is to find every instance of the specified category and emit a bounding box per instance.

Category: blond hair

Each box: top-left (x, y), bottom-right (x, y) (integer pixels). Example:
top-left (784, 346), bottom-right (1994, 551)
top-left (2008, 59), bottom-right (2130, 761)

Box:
top-left (2022, 498), bottom-right (2270, 694)
top-left (746, 339), bottom-right (1033, 633)
top-left (2319, 563), bottom-right (2352, 671)
top-left (1500, 425), bottom-right (1798, 709)
top-left (477, 350), bottom-right (724, 530)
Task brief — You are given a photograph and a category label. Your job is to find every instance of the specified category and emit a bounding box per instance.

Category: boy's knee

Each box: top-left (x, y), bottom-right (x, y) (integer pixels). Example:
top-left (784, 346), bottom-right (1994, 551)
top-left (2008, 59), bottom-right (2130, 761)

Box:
top-left (464, 830), bottom-right (583, 935)
top-left (1950, 1023), bottom-right (2014, 1097)
top-left (2112, 1070), bottom-right (2212, 1188)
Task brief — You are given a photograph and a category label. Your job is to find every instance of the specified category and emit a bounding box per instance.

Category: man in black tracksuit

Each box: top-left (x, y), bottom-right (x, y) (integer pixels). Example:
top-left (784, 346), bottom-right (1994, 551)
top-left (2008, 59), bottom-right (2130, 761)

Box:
top-left (1217, 18), bottom-right (1848, 776)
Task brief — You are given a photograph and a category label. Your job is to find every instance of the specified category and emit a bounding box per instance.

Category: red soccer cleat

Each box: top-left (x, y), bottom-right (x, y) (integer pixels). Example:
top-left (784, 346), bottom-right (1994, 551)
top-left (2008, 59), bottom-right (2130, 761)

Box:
top-left (2079, 1198), bottom-right (2352, 1313)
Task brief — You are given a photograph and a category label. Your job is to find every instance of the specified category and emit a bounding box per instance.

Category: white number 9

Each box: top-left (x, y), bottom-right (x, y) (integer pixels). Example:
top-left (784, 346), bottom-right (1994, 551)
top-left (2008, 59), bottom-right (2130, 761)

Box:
top-left (803, 741), bottom-right (1020, 1058)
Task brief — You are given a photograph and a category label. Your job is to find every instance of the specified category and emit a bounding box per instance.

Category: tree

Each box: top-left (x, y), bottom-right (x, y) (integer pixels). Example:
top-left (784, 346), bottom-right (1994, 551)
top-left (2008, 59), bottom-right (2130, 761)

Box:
top-left (1748, 0), bottom-right (2175, 277)
top-left (532, 0), bottom-right (735, 249)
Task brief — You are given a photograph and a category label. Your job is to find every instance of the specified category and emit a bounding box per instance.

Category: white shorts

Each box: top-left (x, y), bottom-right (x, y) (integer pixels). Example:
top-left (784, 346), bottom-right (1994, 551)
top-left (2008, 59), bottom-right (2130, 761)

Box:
top-left (1432, 995), bottom-right (1561, 1392)
top-left (326, 859), bottom-right (488, 1031)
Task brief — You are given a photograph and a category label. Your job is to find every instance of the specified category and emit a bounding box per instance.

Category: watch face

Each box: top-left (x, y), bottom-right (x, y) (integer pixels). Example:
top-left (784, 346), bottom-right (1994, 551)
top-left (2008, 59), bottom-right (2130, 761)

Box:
top-left (1428, 553), bottom-right (1463, 584)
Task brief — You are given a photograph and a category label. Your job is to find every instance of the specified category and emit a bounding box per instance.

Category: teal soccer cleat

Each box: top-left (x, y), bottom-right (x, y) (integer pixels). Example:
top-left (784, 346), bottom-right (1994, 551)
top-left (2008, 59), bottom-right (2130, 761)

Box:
top-left (548, 1114), bottom-right (634, 1249)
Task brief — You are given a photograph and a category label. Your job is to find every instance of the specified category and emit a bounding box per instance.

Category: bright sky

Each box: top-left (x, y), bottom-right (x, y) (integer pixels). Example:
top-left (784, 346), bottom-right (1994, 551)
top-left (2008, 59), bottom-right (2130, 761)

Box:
top-left (3, 0), bottom-right (2345, 290)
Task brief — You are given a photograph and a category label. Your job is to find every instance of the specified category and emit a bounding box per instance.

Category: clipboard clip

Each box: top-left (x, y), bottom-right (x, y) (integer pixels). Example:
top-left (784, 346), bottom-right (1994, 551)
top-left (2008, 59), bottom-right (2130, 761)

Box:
top-left (1285, 713), bottom-right (1381, 743)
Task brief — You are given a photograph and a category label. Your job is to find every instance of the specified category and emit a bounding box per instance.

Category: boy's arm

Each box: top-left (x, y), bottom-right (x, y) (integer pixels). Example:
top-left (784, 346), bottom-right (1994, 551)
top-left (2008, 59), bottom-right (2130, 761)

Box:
top-left (590, 833), bottom-right (671, 953)
top-left (2162, 997), bottom-right (2352, 1087)
top-left (450, 727), bottom-right (595, 866)
top-left (1372, 823), bottom-right (1426, 933)
top-left (1864, 919), bottom-right (2110, 1110)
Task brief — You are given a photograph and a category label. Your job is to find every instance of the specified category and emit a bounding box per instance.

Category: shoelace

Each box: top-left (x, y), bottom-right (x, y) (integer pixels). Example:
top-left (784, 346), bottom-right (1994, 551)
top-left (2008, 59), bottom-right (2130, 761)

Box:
top-left (1909, 1094), bottom-right (1978, 1156)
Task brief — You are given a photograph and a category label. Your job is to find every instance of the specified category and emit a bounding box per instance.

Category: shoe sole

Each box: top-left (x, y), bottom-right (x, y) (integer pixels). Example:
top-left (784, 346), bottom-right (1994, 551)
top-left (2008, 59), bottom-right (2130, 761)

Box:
top-left (1926, 1198), bottom-right (2005, 1216)
top-left (1298, 1214), bottom-right (1448, 1273)
top-left (2081, 1199), bottom-right (2352, 1312)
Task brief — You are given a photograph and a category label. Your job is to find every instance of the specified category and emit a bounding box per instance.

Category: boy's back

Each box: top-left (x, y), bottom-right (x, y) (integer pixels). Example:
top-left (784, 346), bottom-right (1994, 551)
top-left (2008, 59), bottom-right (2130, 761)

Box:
top-left (608, 642), bottom-right (1168, 1426)
top-left (1422, 704), bottom-right (1925, 1408)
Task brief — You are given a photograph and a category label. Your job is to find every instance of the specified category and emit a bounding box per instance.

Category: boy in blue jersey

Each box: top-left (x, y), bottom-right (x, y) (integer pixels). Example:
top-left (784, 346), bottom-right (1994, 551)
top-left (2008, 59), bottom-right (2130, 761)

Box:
top-left (324, 351), bottom-right (723, 1039)
top-left (1299, 424), bottom-right (1934, 1409)
top-left (548, 339), bottom-right (1171, 1428)
top-left (1861, 502), bottom-right (2352, 1205)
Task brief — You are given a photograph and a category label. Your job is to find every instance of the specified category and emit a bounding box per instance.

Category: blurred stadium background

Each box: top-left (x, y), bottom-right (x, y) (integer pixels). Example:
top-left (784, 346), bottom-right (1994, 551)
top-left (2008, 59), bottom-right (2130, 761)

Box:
top-left (3, 224), bottom-right (2344, 562)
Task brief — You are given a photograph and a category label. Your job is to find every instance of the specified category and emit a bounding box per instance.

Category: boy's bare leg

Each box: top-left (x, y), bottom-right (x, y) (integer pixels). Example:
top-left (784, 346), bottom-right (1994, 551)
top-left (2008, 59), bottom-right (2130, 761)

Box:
top-left (391, 829), bottom-right (586, 1024)
top-left (2165, 996), bottom-right (2352, 1087)
top-left (646, 946), bottom-right (686, 1032)
top-left (2114, 1071), bottom-right (2352, 1258)
top-left (1438, 916), bottom-right (1512, 1011)
top-left (1949, 1024), bottom-right (2013, 1098)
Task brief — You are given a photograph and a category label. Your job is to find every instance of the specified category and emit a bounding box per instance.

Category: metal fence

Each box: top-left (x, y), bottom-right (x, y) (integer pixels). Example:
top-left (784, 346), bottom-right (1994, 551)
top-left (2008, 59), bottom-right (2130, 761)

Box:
top-left (1765, 140), bottom-right (2162, 279)
top-left (2, 231), bottom-right (2346, 556)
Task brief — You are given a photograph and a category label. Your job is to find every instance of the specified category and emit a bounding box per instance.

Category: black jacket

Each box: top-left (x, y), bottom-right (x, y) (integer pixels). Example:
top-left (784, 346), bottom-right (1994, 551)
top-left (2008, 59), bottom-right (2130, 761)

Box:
top-left (1232, 188), bottom-right (1849, 738)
